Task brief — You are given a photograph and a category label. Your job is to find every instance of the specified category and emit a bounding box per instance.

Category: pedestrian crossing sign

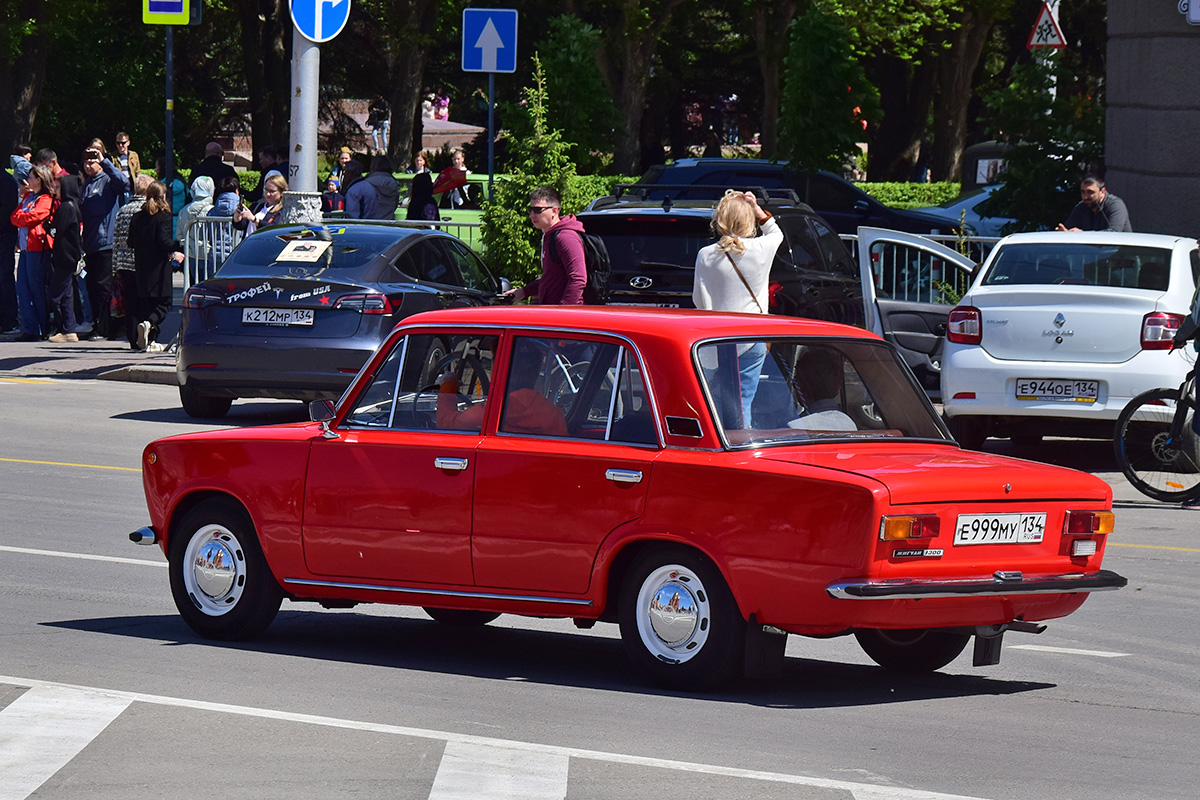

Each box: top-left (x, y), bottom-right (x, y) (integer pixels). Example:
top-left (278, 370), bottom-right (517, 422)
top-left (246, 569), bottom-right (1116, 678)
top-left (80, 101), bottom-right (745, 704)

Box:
top-left (1026, 3), bottom-right (1066, 50)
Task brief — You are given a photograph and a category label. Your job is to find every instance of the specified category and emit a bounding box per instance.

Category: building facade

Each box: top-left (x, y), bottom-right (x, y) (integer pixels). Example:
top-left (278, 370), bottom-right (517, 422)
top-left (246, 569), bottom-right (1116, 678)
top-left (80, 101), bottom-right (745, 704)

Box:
top-left (1107, 2), bottom-right (1200, 236)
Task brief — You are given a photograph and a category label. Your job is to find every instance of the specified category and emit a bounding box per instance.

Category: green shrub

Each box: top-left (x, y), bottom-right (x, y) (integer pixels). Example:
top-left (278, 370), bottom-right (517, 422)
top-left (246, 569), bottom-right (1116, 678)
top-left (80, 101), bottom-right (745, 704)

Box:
top-left (857, 182), bottom-right (960, 208)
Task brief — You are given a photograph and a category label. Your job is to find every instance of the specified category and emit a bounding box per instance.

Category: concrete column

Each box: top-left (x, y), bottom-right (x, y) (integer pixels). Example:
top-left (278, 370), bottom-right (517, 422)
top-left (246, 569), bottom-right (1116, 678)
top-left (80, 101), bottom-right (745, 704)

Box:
top-left (1107, 2), bottom-right (1200, 235)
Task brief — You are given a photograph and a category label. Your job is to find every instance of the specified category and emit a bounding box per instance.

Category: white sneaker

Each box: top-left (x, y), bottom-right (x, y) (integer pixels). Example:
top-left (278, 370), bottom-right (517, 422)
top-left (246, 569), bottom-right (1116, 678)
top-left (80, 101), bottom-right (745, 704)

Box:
top-left (145, 342), bottom-right (166, 353)
top-left (136, 321), bottom-right (150, 351)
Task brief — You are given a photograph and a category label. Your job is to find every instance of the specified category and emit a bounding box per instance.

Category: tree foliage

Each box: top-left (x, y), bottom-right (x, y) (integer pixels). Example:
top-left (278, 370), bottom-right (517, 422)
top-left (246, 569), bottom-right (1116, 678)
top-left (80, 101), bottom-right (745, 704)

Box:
top-left (481, 55), bottom-right (579, 285)
top-left (984, 50), bottom-right (1105, 232)
top-left (777, 3), bottom-right (879, 171)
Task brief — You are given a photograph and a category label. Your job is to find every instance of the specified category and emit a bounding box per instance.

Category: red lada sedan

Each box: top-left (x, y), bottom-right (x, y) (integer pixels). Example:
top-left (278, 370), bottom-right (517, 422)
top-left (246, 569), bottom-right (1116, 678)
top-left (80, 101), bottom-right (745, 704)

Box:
top-left (131, 306), bottom-right (1125, 690)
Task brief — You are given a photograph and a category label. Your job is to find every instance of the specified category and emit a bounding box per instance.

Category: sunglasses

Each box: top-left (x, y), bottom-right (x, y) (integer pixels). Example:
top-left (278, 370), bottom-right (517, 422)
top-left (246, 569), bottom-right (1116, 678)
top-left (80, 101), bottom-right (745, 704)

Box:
top-left (528, 205), bottom-right (553, 214)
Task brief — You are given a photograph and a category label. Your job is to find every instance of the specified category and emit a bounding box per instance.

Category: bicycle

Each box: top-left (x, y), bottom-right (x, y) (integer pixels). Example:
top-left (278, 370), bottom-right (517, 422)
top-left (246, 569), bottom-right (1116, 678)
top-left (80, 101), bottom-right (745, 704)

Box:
top-left (1113, 366), bottom-right (1200, 501)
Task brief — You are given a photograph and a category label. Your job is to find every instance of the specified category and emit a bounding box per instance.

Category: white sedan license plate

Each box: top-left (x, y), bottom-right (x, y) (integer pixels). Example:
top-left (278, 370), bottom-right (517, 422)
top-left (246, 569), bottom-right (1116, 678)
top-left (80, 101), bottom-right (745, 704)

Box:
top-left (955, 513), bottom-right (1046, 545)
top-left (1015, 378), bottom-right (1098, 402)
top-left (242, 307), bottom-right (314, 326)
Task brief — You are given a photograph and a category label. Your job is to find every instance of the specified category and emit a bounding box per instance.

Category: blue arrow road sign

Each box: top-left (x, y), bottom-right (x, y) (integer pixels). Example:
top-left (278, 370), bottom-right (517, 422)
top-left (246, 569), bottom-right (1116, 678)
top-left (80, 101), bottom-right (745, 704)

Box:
top-left (290, 0), bottom-right (351, 44)
top-left (462, 8), bottom-right (518, 73)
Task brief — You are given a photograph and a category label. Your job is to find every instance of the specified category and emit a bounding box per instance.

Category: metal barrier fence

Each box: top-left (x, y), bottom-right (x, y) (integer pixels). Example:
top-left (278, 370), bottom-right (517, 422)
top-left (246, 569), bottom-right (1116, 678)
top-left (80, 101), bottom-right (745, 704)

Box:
top-left (185, 215), bottom-right (1000, 308)
top-left (841, 234), bottom-right (1000, 305)
top-left (182, 216), bottom-right (484, 289)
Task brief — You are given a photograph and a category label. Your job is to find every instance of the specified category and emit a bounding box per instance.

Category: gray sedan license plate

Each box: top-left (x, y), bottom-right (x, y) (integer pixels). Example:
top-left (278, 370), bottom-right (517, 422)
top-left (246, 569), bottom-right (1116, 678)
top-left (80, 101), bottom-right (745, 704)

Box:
top-left (242, 307), bottom-right (314, 326)
top-left (1015, 378), bottom-right (1098, 402)
top-left (955, 513), bottom-right (1046, 545)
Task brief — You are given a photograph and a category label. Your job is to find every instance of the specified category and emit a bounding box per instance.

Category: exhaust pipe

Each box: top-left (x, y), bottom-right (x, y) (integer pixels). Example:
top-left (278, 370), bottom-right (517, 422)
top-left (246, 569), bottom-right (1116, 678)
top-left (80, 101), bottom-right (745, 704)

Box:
top-left (129, 527), bottom-right (158, 546)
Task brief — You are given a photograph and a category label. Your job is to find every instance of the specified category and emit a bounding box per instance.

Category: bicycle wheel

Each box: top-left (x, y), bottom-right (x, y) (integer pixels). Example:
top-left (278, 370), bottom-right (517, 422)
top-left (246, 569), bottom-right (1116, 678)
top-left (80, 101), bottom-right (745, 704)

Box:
top-left (1114, 387), bottom-right (1200, 501)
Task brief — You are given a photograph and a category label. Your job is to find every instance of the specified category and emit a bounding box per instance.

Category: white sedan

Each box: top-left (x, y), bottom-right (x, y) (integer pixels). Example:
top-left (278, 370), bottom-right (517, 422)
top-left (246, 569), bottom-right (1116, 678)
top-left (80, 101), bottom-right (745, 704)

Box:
top-left (941, 231), bottom-right (1199, 448)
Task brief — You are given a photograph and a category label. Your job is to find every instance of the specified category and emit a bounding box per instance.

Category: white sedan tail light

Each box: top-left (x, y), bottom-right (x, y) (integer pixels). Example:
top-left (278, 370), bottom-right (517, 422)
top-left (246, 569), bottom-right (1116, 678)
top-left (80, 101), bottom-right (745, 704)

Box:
top-left (947, 306), bottom-right (982, 345)
top-left (1141, 312), bottom-right (1182, 350)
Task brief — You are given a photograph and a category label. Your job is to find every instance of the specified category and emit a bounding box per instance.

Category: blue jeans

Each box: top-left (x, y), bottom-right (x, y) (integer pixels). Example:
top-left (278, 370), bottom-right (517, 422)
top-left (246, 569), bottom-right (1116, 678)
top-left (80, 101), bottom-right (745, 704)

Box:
top-left (737, 342), bottom-right (767, 428)
top-left (372, 120), bottom-right (390, 152)
top-left (15, 249), bottom-right (49, 336)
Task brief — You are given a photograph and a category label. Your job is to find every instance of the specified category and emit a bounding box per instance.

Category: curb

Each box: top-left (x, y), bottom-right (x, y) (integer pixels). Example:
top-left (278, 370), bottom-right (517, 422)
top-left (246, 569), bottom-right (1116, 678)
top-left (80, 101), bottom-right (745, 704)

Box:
top-left (97, 365), bottom-right (179, 386)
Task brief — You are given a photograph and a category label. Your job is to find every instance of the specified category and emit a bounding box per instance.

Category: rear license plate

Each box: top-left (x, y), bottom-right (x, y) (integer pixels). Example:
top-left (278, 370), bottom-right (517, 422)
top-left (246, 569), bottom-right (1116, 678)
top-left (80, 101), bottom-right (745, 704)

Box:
top-left (955, 513), bottom-right (1046, 545)
top-left (1015, 378), bottom-right (1098, 402)
top-left (242, 307), bottom-right (314, 326)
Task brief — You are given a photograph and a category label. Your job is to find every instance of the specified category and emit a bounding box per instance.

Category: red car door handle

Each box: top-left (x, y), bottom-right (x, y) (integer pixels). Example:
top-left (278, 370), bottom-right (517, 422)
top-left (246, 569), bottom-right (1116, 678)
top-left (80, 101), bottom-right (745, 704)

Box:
top-left (605, 469), bottom-right (643, 484)
top-left (434, 457), bottom-right (469, 471)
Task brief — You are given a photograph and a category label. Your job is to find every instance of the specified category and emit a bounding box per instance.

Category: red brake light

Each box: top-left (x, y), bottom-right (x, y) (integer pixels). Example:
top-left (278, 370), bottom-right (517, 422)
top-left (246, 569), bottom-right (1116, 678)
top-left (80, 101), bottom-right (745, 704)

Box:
top-left (184, 286), bottom-right (223, 309)
top-left (947, 306), bottom-right (982, 344)
top-left (335, 293), bottom-right (395, 314)
top-left (879, 515), bottom-right (941, 541)
top-left (1063, 511), bottom-right (1115, 535)
top-left (1141, 312), bottom-right (1181, 350)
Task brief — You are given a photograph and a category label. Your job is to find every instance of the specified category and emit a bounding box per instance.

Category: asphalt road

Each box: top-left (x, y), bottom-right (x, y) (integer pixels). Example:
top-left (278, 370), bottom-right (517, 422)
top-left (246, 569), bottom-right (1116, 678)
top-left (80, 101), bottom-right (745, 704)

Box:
top-left (1, 377), bottom-right (1197, 800)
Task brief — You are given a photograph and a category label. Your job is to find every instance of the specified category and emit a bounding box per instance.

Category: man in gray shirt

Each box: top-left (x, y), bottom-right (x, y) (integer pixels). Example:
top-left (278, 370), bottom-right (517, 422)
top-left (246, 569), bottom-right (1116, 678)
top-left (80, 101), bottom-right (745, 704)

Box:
top-left (1056, 175), bottom-right (1131, 232)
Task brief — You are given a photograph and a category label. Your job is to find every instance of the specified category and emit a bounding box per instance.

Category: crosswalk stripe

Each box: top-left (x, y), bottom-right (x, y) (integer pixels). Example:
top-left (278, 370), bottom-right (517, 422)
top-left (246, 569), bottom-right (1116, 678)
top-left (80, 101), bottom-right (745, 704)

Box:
top-left (0, 675), bottom-right (990, 800)
top-left (0, 685), bottom-right (131, 800)
top-left (429, 741), bottom-right (569, 799)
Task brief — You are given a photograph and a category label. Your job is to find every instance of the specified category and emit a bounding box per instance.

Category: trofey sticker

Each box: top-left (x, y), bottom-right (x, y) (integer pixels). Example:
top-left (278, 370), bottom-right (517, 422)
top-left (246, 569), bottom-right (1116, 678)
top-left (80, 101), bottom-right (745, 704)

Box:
top-left (278, 240), bottom-right (332, 262)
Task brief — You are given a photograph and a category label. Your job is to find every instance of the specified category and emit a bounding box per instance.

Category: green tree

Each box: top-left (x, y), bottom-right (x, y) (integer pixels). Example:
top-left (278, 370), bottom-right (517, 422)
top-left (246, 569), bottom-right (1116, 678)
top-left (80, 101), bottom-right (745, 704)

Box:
top-left (983, 50), bottom-right (1105, 232)
top-left (481, 55), bottom-right (578, 285)
top-left (538, 15), bottom-right (618, 174)
top-left (777, 3), bottom-right (878, 171)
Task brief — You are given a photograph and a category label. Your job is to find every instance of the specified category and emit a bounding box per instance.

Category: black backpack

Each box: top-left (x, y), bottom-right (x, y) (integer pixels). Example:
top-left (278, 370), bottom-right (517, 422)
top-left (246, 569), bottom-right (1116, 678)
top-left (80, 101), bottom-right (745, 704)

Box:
top-left (550, 228), bottom-right (612, 305)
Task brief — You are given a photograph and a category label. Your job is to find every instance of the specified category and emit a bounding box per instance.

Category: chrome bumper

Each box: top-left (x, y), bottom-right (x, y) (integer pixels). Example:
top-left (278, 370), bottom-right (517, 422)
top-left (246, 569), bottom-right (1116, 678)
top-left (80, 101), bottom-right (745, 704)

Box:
top-left (827, 569), bottom-right (1127, 600)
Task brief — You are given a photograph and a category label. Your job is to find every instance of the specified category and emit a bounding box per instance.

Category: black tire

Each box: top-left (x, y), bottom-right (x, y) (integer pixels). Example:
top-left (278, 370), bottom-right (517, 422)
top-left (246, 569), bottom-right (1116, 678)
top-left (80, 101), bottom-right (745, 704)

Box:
top-left (420, 338), bottom-right (448, 386)
top-left (946, 415), bottom-right (987, 449)
top-left (180, 383), bottom-right (233, 419)
top-left (1114, 387), bottom-right (1200, 501)
top-left (423, 608), bottom-right (500, 626)
top-left (854, 628), bottom-right (970, 673)
top-left (618, 546), bottom-right (745, 691)
top-left (169, 499), bottom-right (283, 640)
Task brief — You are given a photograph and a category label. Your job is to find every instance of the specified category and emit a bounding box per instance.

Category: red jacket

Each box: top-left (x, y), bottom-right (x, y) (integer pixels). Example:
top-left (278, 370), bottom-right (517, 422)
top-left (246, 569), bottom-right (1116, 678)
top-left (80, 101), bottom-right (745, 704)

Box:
top-left (10, 192), bottom-right (54, 251)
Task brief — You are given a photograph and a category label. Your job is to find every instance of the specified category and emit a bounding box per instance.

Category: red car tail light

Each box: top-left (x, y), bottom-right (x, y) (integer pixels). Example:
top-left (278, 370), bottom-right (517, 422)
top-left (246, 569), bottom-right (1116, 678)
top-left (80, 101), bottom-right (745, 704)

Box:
top-left (335, 293), bottom-right (394, 314)
top-left (947, 306), bottom-right (982, 344)
top-left (879, 514), bottom-right (941, 541)
top-left (1063, 511), bottom-right (1115, 535)
top-left (1141, 312), bottom-right (1181, 350)
top-left (184, 286), bottom-right (223, 309)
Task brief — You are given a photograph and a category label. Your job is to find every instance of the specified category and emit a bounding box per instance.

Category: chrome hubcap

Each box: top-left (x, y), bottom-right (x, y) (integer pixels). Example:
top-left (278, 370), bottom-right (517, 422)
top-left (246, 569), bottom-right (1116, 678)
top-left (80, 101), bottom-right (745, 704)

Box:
top-left (182, 524), bottom-right (246, 616)
top-left (636, 563), bottom-right (711, 664)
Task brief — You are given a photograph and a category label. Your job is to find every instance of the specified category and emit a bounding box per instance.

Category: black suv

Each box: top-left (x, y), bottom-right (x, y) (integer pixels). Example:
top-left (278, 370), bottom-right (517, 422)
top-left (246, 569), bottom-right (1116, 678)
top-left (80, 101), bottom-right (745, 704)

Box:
top-left (637, 158), bottom-right (956, 236)
top-left (579, 185), bottom-right (868, 328)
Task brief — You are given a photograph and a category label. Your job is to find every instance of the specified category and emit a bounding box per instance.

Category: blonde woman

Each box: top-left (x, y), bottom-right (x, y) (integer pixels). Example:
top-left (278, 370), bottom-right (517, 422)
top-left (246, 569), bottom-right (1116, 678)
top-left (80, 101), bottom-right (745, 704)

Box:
top-left (693, 190), bottom-right (783, 428)
top-left (235, 173), bottom-right (287, 234)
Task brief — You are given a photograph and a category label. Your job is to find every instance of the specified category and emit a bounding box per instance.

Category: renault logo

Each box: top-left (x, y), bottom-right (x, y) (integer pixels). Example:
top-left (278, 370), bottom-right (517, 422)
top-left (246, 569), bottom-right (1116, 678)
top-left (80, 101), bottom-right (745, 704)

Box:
top-left (630, 276), bottom-right (653, 289)
top-left (1053, 313), bottom-right (1066, 328)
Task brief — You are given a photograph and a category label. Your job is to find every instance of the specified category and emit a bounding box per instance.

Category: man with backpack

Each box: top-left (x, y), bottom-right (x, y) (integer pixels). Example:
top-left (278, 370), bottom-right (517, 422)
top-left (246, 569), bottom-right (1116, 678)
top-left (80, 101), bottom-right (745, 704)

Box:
top-left (509, 186), bottom-right (593, 305)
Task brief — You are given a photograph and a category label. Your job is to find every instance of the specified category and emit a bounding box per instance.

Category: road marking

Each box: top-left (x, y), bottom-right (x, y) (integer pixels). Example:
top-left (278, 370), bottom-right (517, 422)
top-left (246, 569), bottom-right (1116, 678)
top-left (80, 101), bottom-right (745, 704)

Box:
top-left (0, 456), bottom-right (139, 472)
top-left (0, 378), bottom-right (54, 384)
top-left (0, 685), bottom-right (131, 800)
top-left (1008, 644), bottom-right (1129, 658)
top-left (0, 674), bottom-right (991, 800)
top-left (1108, 541), bottom-right (1200, 554)
top-left (0, 545), bottom-right (166, 568)
top-left (430, 741), bottom-right (569, 799)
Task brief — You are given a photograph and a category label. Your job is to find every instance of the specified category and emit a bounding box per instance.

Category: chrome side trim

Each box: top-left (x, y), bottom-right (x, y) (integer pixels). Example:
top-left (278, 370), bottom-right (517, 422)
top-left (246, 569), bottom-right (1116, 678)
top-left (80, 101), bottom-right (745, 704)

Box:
top-left (827, 569), bottom-right (1127, 600)
top-left (282, 578), bottom-right (594, 606)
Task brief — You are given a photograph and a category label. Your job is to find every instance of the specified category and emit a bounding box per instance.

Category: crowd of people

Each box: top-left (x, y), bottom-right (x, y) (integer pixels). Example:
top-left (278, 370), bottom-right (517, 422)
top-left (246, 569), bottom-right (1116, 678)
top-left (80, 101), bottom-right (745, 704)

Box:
top-left (2, 137), bottom-right (186, 350)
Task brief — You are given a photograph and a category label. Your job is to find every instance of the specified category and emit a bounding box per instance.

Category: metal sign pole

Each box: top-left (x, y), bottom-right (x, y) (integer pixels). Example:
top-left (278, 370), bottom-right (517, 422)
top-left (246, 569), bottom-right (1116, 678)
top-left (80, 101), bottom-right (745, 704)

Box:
top-left (290, 27), bottom-right (319, 193)
top-left (165, 27), bottom-right (174, 186)
top-left (488, 73), bottom-right (495, 198)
